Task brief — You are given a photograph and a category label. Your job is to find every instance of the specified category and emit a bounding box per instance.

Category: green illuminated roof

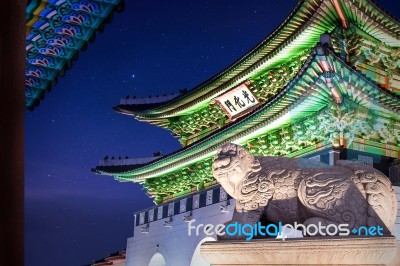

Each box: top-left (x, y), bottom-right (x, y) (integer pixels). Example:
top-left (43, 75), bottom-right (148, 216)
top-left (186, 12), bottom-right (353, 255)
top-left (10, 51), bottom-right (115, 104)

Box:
top-left (95, 47), bottom-right (400, 181)
top-left (114, 0), bottom-right (339, 117)
top-left (114, 0), bottom-right (400, 119)
top-left (113, 0), bottom-right (400, 145)
top-left (94, 0), bottom-right (400, 202)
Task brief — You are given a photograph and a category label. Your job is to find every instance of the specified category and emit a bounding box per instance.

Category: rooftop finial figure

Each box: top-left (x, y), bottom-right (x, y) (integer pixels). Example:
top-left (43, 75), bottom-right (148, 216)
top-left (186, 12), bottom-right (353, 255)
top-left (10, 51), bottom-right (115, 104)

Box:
top-left (320, 31), bottom-right (332, 47)
top-left (153, 151), bottom-right (162, 157)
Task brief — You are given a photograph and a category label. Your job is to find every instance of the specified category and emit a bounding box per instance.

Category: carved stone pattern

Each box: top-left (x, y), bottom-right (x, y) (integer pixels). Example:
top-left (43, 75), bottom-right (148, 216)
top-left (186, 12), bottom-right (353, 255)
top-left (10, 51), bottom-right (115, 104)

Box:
top-left (219, 187), bottom-right (227, 201)
top-left (212, 143), bottom-right (397, 240)
top-left (180, 198), bottom-right (187, 213)
top-left (193, 194), bottom-right (200, 209)
top-left (148, 209), bottom-right (154, 222)
top-left (206, 190), bottom-right (213, 205)
top-left (167, 202), bottom-right (174, 216)
top-left (157, 206), bottom-right (163, 220)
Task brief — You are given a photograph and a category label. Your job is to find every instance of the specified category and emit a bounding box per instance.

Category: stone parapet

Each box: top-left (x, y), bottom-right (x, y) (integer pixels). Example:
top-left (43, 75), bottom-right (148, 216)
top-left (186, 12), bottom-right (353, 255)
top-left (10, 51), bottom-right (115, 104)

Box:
top-left (200, 236), bottom-right (399, 266)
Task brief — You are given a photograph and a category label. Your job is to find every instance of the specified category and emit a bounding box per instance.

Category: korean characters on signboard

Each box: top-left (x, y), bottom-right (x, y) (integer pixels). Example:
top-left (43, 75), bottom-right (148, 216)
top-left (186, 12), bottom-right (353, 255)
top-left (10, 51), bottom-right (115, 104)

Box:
top-left (215, 83), bottom-right (259, 120)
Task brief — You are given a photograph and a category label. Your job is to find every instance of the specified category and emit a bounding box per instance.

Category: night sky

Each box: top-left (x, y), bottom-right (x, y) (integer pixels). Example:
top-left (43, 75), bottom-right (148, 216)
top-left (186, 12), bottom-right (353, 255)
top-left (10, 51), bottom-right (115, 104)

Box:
top-left (24, 1), bottom-right (400, 265)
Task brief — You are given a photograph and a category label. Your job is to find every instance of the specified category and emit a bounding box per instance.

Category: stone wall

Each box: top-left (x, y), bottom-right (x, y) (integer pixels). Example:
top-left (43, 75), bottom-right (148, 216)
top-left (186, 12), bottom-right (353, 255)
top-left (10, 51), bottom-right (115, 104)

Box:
top-left (125, 198), bottom-right (235, 266)
top-left (392, 186), bottom-right (400, 242)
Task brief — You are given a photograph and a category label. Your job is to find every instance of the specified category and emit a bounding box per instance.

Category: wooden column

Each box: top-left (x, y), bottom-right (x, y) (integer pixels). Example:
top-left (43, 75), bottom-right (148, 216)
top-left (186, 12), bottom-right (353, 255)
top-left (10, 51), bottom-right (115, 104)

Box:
top-left (0, 0), bottom-right (26, 265)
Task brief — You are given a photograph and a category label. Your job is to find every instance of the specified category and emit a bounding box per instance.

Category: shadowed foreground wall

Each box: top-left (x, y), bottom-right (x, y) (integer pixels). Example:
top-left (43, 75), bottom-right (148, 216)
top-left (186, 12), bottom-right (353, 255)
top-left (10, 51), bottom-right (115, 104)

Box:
top-left (0, 0), bottom-right (26, 265)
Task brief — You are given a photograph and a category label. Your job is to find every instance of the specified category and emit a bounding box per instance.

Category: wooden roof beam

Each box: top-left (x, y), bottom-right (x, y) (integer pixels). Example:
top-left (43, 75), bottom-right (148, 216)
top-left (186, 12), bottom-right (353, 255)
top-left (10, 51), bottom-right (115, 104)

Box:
top-left (332, 0), bottom-right (348, 28)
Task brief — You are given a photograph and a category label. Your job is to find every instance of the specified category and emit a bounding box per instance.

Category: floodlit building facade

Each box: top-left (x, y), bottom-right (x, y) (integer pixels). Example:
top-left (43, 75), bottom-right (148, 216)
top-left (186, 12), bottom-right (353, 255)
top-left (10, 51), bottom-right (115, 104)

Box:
top-left (93, 0), bottom-right (400, 265)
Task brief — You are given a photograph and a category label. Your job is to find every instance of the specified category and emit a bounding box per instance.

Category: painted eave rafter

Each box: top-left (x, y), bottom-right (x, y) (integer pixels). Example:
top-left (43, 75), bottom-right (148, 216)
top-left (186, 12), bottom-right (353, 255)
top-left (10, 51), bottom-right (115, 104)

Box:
top-left (341, 0), bottom-right (400, 47)
top-left (25, 0), bottom-right (125, 110)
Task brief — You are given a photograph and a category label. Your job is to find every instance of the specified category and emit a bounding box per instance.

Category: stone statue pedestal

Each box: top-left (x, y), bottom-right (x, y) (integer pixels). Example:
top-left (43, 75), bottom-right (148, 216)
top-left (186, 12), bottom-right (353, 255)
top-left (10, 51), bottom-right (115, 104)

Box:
top-left (200, 236), bottom-right (400, 266)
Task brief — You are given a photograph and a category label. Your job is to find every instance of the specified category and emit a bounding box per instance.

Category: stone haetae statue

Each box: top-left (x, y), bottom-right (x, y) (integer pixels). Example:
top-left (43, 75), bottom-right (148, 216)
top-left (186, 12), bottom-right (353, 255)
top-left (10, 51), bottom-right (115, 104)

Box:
top-left (212, 143), bottom-right (397, 238)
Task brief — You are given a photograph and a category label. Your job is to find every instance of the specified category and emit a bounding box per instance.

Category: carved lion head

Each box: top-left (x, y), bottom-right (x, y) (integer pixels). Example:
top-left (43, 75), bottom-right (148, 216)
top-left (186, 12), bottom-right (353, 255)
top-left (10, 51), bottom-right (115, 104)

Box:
top-left (212, 143), bottom-right (261, 199)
